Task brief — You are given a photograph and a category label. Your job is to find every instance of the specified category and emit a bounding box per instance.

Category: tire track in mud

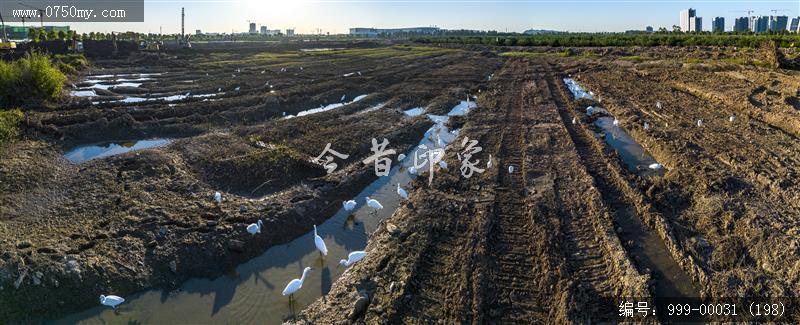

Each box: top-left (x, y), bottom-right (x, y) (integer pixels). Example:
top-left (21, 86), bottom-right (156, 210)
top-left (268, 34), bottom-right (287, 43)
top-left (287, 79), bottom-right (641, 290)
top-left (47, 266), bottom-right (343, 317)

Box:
top-left (481, 59), bottom-right (550, 322)
top-left (541, 62), bottom-right (700, 304)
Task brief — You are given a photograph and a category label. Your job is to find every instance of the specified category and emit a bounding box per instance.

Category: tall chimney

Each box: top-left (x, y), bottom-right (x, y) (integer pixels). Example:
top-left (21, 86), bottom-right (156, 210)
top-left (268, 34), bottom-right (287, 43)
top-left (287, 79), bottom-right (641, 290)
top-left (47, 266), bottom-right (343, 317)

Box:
top-left (181, 7), bottom-right (185, 39)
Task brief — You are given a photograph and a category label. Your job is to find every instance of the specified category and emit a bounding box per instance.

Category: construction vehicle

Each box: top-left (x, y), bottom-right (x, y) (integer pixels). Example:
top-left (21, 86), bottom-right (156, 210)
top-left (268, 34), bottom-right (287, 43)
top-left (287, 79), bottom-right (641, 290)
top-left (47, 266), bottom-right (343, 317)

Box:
top-left (0, 10), bottom-right (16, 50)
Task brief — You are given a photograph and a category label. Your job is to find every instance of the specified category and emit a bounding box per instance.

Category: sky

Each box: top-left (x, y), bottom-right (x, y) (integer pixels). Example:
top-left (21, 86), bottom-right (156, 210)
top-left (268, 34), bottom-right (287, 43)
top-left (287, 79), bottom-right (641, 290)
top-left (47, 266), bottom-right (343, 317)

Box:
top-left (22, 0), bottom-right (800, 34)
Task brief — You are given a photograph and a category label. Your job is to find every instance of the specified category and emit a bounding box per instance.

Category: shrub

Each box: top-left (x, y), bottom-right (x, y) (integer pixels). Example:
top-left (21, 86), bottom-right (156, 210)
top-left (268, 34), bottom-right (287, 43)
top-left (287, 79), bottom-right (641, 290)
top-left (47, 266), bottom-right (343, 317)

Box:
top-left (0, 52), bottom-right (66, 106)
top-left (0, 109), bottom-right (23, 143)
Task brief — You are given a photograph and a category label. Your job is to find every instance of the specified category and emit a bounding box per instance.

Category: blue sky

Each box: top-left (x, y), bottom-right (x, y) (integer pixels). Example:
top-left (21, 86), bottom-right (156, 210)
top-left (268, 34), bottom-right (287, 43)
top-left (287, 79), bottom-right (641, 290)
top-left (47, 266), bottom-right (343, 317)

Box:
top-left (54, 1), bottom-right (800, 34)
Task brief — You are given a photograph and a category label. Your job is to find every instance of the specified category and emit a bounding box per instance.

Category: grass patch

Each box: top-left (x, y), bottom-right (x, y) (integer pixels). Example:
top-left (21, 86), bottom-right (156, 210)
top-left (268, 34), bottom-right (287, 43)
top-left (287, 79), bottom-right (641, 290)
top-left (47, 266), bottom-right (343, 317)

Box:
top-left (620, 55), bottom-right (648, 62)
top-left (0, 109), bottom-right (23, 143)
top-left (0, 52), bottom-right (66, 107)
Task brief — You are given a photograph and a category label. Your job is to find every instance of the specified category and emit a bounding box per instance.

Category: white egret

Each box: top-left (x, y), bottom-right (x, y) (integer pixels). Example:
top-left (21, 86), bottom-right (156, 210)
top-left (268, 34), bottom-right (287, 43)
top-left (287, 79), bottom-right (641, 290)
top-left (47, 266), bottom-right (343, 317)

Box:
top-left (218, 87), bottom-right (222, 92)
top-left (313, 225), bottom-right (328, 256)
top-left (237, 68), bottom-right (241, 73)
top-left (572, 117), bottom-right (576, 125)
top-left (235, 86), bottom-right (241, 91)
top-left (408, 166), bottom-right (418, 175)
top-left (697, 119), bottom-right (703, 127)
top-left (508, 165), bottom-right (515, 173)
top-left (397, 153), bottom-right (406, 161)
top-left (644, 122), bottom-right (651, 130)
top-left (339, 251), bottom-right (367, 267)
top-left (649, 163), bottom-right (663, 170)
top-left (282, 267), bottom-right (312, 302)
top-left (341, 94), bottom-right (346, 102)
top-left (261, 70), bottom-right (265, 74)
top-left (487, 154), bottom-right (493, 168)
top-left (656, 101), bottom-right (662, 109)
top-left (343, 200), bottom-right (357, 211)
top-left (729, 115), bottom-right (735, 122)
top-left (366, 197), bottom-right (383, 214)
top-left (282, 112), bottom-right (286, 116)
top-left (613, 118), bottom-right (620, 126)
top-left (438, 160), bottom-right (448, 169)
top-left (213, 192), bottom-right (222, 204)
top-left (397, 184), bottom-right (409, 200)
top-left (232, 74), bottom-right (236, 78)
top-left (246, 220), bottom-right (263, 235)
top-left (99, 294), bottom-right (125, 310)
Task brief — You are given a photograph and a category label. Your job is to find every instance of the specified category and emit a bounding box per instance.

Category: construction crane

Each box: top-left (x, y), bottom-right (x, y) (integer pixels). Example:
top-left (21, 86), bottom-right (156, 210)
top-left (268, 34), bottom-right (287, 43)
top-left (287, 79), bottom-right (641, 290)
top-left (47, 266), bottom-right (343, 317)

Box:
top-left (18, 2), bottom-right (44, 28)
top-left (730, 10), bottom-right (755, 16)
top-left (769, 9), bottom-right (790, 15)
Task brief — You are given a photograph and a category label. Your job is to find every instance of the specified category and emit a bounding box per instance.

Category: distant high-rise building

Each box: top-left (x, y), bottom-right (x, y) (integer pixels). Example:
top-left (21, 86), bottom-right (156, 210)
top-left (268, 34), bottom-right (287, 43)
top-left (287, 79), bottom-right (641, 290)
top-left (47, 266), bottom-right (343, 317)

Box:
top-left (734, 17), bottom-right (749, 32)
top-left (751, 16), bottom-right (769, 33)
top-left (195, 29), bottom-right (201, 35)
top-left (791, 17), bottom-right (800, 33)
top-left (249, 23), bottom-right (257, 34)
top-left (712, 17), bottom-right (725, 33)
top-left (690, 16), bottom-right (703, 32)
top-left (769, 15), bottom-right (789, 31)
top-left (260, 26), bottom-right (267, 34)
top-left (286, 29), bottom-right (295, 36)
top-left (680, 8), bottom-right (696, 32)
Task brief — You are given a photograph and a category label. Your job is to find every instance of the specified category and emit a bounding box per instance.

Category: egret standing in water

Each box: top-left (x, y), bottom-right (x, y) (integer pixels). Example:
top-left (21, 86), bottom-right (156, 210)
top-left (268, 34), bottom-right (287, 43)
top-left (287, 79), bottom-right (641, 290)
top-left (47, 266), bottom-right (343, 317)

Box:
top-left (408, 166), bottom-right (418, 175)
top-left (313, 225), bottom-right (327, 256)
top-left (340, 251), bottom-right (367, 267)
top-left (246, 220), bottom-right (263, 235)
top-left (283, 267), bottom-right (312, 304)
top-left (613, 118), bottom-right (620, 127)
top-left (343, 200), bottom-right (357, 211)
top-left (397, 184), bottom-right (409, 200)
top-left (366, 197), bottom-right (383, 214)
top-left (99, 294), bottom-right (125, 313)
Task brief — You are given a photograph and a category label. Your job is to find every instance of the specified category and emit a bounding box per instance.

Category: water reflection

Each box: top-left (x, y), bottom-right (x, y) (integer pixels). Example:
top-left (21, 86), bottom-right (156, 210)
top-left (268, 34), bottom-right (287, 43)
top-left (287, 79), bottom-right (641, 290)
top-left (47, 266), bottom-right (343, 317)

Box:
top-left (64, 139), bottom-right (173, 163)
top-left (595, 117), bottom-right (664, 177)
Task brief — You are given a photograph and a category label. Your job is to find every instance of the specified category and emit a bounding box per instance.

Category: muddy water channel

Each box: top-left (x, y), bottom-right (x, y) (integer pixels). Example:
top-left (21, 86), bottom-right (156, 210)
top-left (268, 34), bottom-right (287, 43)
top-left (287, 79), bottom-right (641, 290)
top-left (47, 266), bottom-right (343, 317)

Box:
top-left (594, 117), bottom-right (664, 178)
top-left (56, 103), bottom-right (467, 324)
top-left (64, 139), bottom-right (173, 163)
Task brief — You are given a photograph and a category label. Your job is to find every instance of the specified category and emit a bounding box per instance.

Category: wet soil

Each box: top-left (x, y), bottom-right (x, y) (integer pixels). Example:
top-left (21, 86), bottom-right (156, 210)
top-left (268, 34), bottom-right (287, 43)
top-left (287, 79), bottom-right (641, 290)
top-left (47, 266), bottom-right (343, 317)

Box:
top-left (0, 43), bottom-right (502, 322)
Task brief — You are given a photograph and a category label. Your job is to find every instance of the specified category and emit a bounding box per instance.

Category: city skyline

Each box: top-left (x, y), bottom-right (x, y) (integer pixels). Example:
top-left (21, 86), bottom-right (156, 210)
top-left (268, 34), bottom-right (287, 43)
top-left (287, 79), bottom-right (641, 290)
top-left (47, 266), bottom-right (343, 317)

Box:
top-left (4, 1), bottom-right (799, 34)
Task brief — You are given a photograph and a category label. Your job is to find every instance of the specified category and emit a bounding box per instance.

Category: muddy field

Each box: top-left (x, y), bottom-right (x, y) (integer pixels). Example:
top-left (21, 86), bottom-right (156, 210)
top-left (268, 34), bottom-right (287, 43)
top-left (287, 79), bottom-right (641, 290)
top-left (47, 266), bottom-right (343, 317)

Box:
top-left (1, 43), bottom-right (798, 323)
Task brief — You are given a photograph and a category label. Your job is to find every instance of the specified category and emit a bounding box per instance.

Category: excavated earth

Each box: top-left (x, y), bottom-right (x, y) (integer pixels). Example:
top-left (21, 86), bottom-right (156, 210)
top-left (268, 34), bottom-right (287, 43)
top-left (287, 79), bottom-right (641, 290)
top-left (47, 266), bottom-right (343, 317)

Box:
top-left (0, 43), bottom-right (502, 322)
top-left (3, 43), bottom-right (800, 323)
top-left (295, 47), bottom-right (800, 323)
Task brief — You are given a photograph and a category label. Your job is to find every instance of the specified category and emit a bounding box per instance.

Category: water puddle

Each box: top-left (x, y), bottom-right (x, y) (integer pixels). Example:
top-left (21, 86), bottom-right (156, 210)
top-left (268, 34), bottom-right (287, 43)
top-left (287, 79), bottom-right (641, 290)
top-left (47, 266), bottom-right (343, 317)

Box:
top-left (594, 117), bottom-right (664, 178)
top-left (284, 94), bottom-right (369, 119)
top-left (403, 107), bottom-right (425, 117)
top-left (92, 92), bottom-right (224, 104)
top-left (70, 90), bottom-right (97, 97)
top-left (56, 101), bottom-right (470, 324)
top-left (64, 138), bottom-right (173, 163)
top-left (300, 48), bottom-right (344, 52)
top-left (563, 78), bottom-right (593, 100)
